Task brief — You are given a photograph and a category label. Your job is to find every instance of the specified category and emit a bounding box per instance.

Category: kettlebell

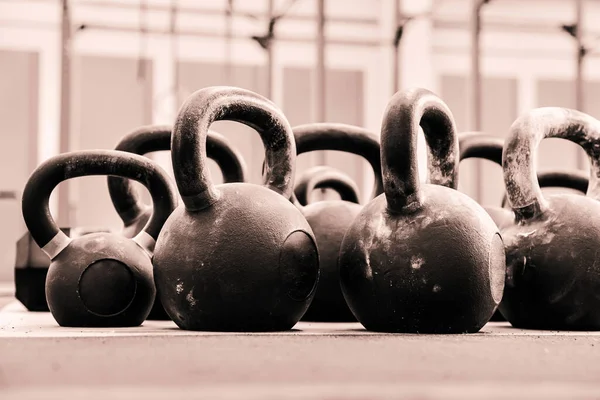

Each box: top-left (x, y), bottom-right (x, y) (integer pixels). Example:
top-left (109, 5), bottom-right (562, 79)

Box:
top-left (106, 125), bottom-right (247, 320)
top-left (21, 150), bottom-right (176, 327)
top-left (108, 125), bottom-right (247, 238)
top-left (500, 169), bottom-right (588, 208)
top-left (294, 165), bottom-right (360, 206)
top-left (459, 132), bottom-right (514, 229)
top-left (500, 107), bottom-right (600, 330)
top-left (153, 86), bottom-right (320, 332)
top-left (291, 123), bottom-right (382, 322)
top-left (339, 88), bottom-right (506, 333)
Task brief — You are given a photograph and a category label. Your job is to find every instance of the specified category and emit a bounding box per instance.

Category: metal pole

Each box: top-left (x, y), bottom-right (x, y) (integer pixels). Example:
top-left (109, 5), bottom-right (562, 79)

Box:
top-left (315, 0), bottom-right (326, 198)
top-left (575, 0), bottom-right (585, 169)
top-left (392, 0), bottom-right (400, 94)
top-left (57, 0), bottom-right (72, 226)
top-left (266, 0), bottom-right (274, 99)
top-left (170, 0), bottom-right (179, 104)
top-left (225, 1), bottom-right (233, 84)
top-left (470, 0), bottom-right (484, 203)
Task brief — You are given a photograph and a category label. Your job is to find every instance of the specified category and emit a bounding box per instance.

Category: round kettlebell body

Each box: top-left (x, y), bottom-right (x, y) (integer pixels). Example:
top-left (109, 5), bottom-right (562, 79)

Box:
top-left (153, 86), bottom-right (320, 331)
top-left (499, 108), bottom-right (600, 330)
top-left (292, 125), bottom-right (382, 322)
top-left (500, 195), bottom-right (600, 329)
top-left (339, 88), bottom-right (505, 333)
top-left (341, 185), bottom-right (504, 333)
top-left (300, 199), bottom-right (361, 322)
top-left (21, 150), bottom-right (176, 327)
top-left (155, 183), bottom-right (318, 331)
top-left (46, 232), bottom-right (155, 326)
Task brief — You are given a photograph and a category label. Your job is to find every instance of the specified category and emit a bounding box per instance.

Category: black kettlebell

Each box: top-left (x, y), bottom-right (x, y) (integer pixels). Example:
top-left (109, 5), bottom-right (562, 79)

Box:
top-left (339, 88), bottom-right (506, 333)
top-left (459, 132), bottom-right (514, 230)
top-left (21, 150), bottom-right (176, 327)
top-left (500, 169), bottom-right (588, 208)
top-left (153, 86), bottom-right (320, 332)
top-left (108, 125), bottom-right (247, 239)
top-left (294, 165), bottom-right (360, 206)
top-left (290, 123), bottom-right (382, 322)
top-left (500, 107), bottom-right (600, 330)
top-left (106, 125), bottom-right (247, 320)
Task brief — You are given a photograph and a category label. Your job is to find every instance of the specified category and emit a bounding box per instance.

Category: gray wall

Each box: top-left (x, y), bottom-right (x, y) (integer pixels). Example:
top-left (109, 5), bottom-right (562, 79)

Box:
top-left (0, 50), bottom-right (38, 284)
top-left (71, 55), bottom-right (153, 230)
top-left (441, 75), bottom-right (518, 207)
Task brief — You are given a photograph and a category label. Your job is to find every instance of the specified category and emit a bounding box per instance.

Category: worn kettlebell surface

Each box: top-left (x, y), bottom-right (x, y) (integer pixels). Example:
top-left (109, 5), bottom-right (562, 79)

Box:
top-left (340, 185), bottom-right (505, 334)
top-left (500, 194), bottom-right (600, 330)
top-left (154, 184), bottom-right (319, 332)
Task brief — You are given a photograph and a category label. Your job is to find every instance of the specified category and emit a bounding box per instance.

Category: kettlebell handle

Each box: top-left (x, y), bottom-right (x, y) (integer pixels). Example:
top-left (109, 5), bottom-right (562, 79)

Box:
top-left (172, 86), bottom-right (296, 211)
top-left (108, 125), bottom-right (247, 226)
top-left (22, 150), bottom-right (177, 260)
top-left (381, 88), bottom-right (459, 212)
top-left (294, 166), bottom-right (361, 206)
top-left (503, 108), bottom-right (600, 221)
top-left (293, 123), bottom-right (383, 200)
top-left (458, 132), bottom-right (504, 165)
top-left (500, 169), bottom-right (589, 208)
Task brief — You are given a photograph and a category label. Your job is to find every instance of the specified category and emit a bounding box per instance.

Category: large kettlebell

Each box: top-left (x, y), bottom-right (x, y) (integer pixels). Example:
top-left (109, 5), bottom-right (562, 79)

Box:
top-left (153, 86), bottom-right (320, 332)
top-left (21, 150), bottom-right (176, 327)
top-left (292, 123), bottom-right (382, 322)
top-left (500, 108), bottom-right (600, 330)
top-left (339, 88), bottom-right (506, 333)
top-left (106, 125), bottom-right (247, 320)
top-left (108, 125), bottom-right (247, 238)
top-left (294, 165), bottom-right (360, 206)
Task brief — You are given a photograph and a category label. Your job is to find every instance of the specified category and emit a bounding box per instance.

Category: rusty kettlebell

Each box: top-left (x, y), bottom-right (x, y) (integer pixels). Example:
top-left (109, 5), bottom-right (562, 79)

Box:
top-left (153, 86), bottom-right (319, 332)
top-left (500, 108), bottom-right (600, 330)
top-left (339, 88), bottom-right (506, 333)
top-left (294, 165), bottom-right (361, 206)
top-left (21, 150), bottom-right (176, 327)
top-left (292, 123), bottom-right (382, 322)
top-left (500, 169), bottom-right (588, 208)
top-left (106, 125), bottom-right (247, 320)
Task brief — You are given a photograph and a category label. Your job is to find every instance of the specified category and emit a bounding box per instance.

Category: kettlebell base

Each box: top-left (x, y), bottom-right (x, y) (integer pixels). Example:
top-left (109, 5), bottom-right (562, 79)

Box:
top-left (508, 319), bottom-right (600, 332)
top-left (172, 317), bottom-right (297, 333)
top-left (360, 321), bottom-right (485, 334)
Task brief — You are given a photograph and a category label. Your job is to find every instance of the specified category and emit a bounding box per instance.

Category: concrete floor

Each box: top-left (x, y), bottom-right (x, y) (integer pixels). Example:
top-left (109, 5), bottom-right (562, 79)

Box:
top-left (1, 300), bottom-right (600, 399)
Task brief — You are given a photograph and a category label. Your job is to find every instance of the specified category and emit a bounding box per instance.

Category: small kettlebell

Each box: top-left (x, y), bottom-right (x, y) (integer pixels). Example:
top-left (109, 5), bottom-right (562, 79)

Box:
top-left (21, 150), bottom-right (176, 327)
top-left (291, 123), bottom-right (382, 322)
top-left (459, 132), bottom-right (515, 229)
top-left (106, 125), bottom-right (247, 320)
top-left (153, 86), bottom-right (320, 332)
top-left (500, 107), bottom-right (600, 330)
top-left (500, 169), bottom-right (588, 208)
top-left (108, 125), bottom-right (247, 238)
top-left (339, 88), bottom-right (506, 333)
top-left (294, 165), bottom-right (360, 206)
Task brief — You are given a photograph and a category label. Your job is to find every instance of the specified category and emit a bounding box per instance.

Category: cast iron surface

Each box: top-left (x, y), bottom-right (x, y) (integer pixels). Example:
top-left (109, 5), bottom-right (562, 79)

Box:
top-left (500, 107), bottom-right (600, 330)
top-left (107, 125), bottom-right (247, 320)
top-left (500, 169), bottom-right (589, 208)
top-left (291, 123), bottom-right (382, 323)
top-left (339, 88), bottom-right (506, 333)
top-left (21, 150), bottom-right (176, 327)
top-left (293, 166), bottom-right (362, 322)
top-left (153, 86), bottom-right (319, 332)
top-left (294, 165), bottom-right (360, 206)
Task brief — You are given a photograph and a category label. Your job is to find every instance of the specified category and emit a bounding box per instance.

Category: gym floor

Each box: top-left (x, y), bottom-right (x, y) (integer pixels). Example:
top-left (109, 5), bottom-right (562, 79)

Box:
top-left (1, 299), bottom-right (600, 400)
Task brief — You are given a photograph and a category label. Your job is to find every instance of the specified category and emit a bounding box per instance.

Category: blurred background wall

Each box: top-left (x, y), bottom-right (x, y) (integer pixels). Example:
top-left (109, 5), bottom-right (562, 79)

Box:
top-left (1, 0), bottom-right (599, 284)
